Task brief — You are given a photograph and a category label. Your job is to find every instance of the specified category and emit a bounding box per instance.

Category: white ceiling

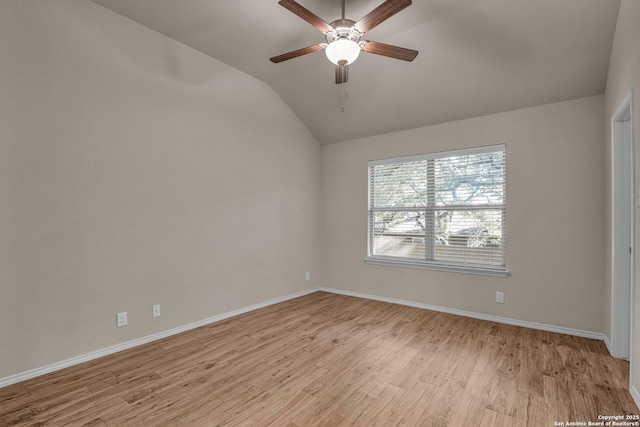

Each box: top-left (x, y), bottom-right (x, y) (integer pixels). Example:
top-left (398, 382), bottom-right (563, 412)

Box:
top-left (89, 0), bottom-right (620, 144)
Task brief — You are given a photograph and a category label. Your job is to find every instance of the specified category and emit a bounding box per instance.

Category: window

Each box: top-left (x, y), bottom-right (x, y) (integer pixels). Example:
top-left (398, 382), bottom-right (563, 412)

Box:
top-left (366, 145), bottom-right (507, 276)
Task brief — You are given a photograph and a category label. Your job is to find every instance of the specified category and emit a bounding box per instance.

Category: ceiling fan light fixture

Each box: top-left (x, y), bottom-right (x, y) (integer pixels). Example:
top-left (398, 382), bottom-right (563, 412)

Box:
top-left (325, 39), bottom-right (361, 65)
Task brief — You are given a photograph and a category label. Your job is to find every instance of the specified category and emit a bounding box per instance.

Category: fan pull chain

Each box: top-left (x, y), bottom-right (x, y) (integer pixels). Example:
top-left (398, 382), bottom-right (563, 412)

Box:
top-left (340, 81), bottom-right (349, 113)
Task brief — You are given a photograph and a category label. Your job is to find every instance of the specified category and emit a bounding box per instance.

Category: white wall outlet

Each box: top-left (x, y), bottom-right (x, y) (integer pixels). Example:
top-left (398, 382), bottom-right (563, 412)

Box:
top-left (305, 272), bottom-right (310, 281)
top-left (152, 304), bottom-right (161, 318)
top-left (117, 312), bottom-right (128, 327)
top-left (496, 291), bottom-right (505, 304)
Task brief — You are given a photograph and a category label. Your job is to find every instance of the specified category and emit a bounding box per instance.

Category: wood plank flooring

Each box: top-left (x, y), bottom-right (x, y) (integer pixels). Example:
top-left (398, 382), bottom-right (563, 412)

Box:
top-left (1, 291), bottom-right (637, 426)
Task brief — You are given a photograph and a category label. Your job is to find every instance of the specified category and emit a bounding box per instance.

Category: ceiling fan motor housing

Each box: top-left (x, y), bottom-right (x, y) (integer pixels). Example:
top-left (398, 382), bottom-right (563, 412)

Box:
top-left (325, 19), bottom-right (361, 44)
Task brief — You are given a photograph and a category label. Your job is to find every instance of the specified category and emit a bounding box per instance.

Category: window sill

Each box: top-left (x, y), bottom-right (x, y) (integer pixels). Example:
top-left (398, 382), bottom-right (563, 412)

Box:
top-left (363, 257), bottom-right (509, 277)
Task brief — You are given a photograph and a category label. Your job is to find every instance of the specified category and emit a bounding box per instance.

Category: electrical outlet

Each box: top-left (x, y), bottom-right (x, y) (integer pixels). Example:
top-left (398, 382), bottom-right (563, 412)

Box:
top-left (152, 304), bottom-right (161, 318)
top-left (496, 292), bottom-right (504, 304)
top-left (305, 272), bottom-right (310, 281)
top-left (117, 312), bottom-right (128, 327)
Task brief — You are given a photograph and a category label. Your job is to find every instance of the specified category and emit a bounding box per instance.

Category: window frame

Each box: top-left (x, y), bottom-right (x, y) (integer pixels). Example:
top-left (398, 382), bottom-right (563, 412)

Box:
top-left (365, 144), bottom-right (508, 277)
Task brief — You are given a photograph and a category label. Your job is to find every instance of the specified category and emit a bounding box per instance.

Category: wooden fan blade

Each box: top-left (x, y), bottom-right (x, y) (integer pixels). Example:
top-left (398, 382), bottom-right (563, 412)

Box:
top-left (362, 40), bottom-right (418, 61)
top-left (270, 44), bottom-right (325, 63)
top-left (335, 61), bottom-right (349, 84)
top-left (354, 0), bottom-right (412, 34)
top-left (279, 0), bottom-right (333, 33)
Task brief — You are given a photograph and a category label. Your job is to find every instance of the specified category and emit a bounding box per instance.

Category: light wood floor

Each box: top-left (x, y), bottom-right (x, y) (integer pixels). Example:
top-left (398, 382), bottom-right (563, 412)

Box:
top-left (1, 291), bottom-right (637, 426)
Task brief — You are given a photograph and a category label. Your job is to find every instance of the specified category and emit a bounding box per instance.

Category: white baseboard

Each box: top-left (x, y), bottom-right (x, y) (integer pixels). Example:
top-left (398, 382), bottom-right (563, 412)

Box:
top-left (0, 285), bottom-right (613, 390)
top-left (631, 386), bottom-right (640, 411)
top-left (0, 287), bottom-right (320, 389)
top-left (318, 287), bottom-right (606, 342)
top-left (604, 334), bottom-right (613, 355)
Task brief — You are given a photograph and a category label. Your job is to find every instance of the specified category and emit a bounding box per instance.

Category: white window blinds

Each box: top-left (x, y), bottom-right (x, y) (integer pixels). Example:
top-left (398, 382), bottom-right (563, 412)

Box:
top-left (367, 145), bottom-right (506, 274)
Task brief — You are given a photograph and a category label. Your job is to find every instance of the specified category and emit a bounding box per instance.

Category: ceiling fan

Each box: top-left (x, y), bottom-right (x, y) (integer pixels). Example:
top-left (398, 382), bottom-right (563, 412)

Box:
top-left (270, 0), bottom-right (418, 84)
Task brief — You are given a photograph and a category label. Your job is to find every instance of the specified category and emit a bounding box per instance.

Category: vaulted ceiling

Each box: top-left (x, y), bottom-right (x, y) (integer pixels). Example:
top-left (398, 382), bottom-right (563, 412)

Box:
top-left (90, 0), bottom-right (620, 144)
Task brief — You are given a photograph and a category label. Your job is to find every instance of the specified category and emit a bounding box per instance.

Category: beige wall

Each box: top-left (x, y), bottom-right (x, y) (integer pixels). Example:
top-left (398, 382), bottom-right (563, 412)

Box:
top-left (604, 0), bottom-right (640, 396)
top-left (0, 0), bottom-right (321, 379)
top-left (321, 96), bottom-right (605, 333)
